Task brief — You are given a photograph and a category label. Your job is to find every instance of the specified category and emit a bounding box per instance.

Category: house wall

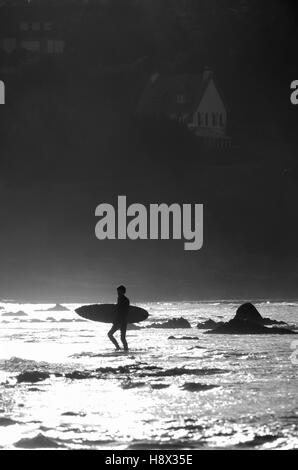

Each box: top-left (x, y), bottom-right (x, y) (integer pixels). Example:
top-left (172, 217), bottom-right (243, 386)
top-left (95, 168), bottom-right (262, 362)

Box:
top-left (0, 5), bottom-right (70, 56)
top-left (193, 78), bottom-right (227, 136)
top-left (1, 38), bottom-right (17, 53)
top-left (1, 37), bottom-right (65, 54)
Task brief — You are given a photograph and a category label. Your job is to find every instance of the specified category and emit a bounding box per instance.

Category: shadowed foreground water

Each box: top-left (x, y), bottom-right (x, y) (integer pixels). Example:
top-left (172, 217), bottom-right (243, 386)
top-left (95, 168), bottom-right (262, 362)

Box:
top-left (0, 301), bottom-right (297, 449)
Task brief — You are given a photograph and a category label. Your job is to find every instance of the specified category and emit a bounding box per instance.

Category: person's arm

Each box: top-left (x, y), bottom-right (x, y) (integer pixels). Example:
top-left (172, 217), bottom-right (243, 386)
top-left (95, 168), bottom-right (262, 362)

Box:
top-left (117, 296), bottom-right (126, 316)
top-left (120, 296), bottom-right (129, 316)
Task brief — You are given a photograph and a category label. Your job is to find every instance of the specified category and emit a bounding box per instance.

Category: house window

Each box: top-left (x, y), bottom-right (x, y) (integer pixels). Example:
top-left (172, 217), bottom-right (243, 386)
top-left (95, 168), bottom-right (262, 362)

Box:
top-left (178, 114), bottom-right (188, 124)
top-left (219, 113), bottom-right (224, 127)
top-left (20, 22), bottom-right (29, 31)
top-left (2, 38), bottom-right (17, 53)
top-left (177, 94), bottom-right (185, 104)
top-left (20, 40), bottom-right (40, 52)
top-left (197, 112), bottom-right (201, 127)
top-left (44, 22), bottom-right (53, 31)
top-left (47, 40), bottom-right (64, 54)
top-left (32, 22), bottom-right (41, 31)
top-left (205, 113), bottom-right (209, 126)
top-left (212, 113), bottom-right (218, 127)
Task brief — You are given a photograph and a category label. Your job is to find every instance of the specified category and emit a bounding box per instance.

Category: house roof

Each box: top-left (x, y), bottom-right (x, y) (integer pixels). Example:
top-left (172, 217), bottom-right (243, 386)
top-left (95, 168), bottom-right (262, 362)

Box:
top-left (137, 71), bottom-right (218, 117)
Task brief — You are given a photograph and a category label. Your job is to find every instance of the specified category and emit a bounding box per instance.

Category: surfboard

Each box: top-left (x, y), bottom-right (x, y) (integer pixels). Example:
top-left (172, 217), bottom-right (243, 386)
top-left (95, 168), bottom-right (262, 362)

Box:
top-left (75, 304), bottom-right (149, 324)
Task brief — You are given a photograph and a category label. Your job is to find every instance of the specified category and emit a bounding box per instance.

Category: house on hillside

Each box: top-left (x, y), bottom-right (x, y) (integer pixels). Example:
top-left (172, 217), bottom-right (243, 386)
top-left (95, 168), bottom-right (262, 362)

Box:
top-left (137, 69), bottom-right (231, 149)
top-left (0, 6), bottom-right (67, 56)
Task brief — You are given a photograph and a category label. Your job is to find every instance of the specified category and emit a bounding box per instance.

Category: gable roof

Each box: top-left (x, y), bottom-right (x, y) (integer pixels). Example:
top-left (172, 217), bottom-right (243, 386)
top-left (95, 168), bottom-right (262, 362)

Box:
top-left (137, 71), bottom-right (221, 117)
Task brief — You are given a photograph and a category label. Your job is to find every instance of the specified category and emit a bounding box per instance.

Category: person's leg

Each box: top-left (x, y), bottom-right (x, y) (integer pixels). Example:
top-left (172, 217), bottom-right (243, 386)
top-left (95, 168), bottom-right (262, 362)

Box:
top-left (108, 323), bottom-right (121, 350)
top-left (120, 321), bottom-right (128, 351)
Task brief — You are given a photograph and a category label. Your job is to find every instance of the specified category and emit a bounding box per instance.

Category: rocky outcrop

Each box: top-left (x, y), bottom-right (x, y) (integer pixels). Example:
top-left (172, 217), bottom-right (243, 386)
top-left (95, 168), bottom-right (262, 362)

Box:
top-left (197, 303), bottom-right (288, 331)
top-left (46, 304), bottom-right (69, 312)
top-left (206, 318), bottom-right (296, 335)
top-left (197, 319), bottom-right (224, 330)
top-left (2, 310), bottom-right (27, 317)
top-left (205, 303), bottom-right (296, 335)
top-left (17, 371), bottom-right (51, 383)
top-left (146, 317), bottom-right (191, 329)
top-left (168, 336), bottom-right (199, 340)
top-left (127, 323), bottom-right (141, 330)
top-left (0, 417), bottom-right (17, 426)
top-left (234, 303), bottom-right (287, 326)
top-left (14, 433), bottom-right (61, 449)
top-left (182, 382), bottom-right (219, 392)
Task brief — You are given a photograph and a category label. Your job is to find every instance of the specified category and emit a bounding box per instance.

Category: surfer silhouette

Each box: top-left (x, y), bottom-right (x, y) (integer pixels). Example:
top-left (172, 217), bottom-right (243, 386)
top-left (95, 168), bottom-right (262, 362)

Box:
top-left (108, 285), bottom-right (129, 351)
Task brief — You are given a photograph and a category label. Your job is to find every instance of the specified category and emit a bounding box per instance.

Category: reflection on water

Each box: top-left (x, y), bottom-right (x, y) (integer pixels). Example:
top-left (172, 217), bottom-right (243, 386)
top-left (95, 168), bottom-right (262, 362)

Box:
top-left (0, 301), bottom-right (297, 449)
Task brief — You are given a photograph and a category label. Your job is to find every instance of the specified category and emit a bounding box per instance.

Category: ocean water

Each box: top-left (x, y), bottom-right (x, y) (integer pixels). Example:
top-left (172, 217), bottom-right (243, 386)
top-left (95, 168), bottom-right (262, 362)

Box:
top-left (0, 301), bottom-right (297, 450)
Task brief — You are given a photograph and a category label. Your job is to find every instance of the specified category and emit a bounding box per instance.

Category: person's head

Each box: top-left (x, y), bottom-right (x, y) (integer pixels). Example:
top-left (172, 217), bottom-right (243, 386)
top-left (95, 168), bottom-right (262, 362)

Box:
top-left (117, 285), bottom-right (126, 296)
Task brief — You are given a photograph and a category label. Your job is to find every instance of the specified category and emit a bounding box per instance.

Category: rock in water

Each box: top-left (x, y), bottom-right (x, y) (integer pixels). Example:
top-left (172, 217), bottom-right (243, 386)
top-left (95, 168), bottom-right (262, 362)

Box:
top-left (234, 303), bottom-right (263, 323)
top-left (168, 336), bottom-right (199, 340)
top-left (14, 433), bottom-right (61, 449)
top-left (46, 304), bottom-right (69, 312)
top-left (182, 382), bottom-right (219, 392)
top-left (206, 318), bottom-right (296, 335)
top-left (127, 323), bottom-right (141, 330)
top-left (0, 417), bottom-right (17, 426)
top-left (235, 302), bottom-right (287, 325)
top-left (146, 317), bottom-right (191, 329)
top-left (204, 302), bottom-right (293, 334)
top-left (197, 319), bottom-right (224, 330)
top-left (2, 310), bottom-right (27, 317)
top-left (17, 371), bottom-right (50, 383)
